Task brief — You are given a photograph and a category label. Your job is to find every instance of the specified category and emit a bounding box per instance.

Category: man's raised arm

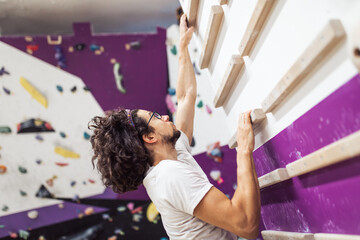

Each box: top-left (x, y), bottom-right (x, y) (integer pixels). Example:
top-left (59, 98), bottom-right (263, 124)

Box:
top-left (176, 14), bottom-right (196, 143)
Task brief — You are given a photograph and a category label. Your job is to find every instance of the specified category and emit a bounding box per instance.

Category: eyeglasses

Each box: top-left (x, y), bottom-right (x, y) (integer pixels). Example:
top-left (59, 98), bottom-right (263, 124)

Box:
top-left (147, 111), bottom-right (162, 127)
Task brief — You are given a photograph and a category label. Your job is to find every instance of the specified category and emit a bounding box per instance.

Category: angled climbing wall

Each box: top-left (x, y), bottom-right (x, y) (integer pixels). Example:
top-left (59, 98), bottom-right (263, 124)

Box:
top-left (179, 0), bottom-right (360, 239)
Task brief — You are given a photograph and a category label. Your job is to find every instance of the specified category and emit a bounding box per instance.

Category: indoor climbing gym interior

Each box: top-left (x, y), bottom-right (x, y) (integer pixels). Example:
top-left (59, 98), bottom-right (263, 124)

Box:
top-left (0, 0), bottom-right (360, 240)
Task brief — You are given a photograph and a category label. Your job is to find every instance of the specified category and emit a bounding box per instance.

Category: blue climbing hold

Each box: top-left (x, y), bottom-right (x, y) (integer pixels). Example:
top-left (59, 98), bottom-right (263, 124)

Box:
top-left (83, 132), bottom-right (90, 140)
top-left (168, 88), bottom-right (176, 96)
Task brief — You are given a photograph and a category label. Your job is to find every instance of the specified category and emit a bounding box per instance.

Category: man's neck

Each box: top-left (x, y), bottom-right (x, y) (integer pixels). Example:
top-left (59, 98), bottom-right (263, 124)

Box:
top-left (151, 144), bottom-right (177, 166)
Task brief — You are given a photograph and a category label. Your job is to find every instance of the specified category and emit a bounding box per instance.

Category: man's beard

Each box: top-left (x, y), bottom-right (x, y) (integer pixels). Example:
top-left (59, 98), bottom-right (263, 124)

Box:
top-left (161, 129), bottom-right (181, 147)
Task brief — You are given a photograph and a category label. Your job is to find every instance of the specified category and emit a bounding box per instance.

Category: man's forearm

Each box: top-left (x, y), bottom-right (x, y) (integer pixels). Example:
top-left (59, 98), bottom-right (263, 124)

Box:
top-left (232, 150), bottom-right (261, 229)
top-left (176, 46), bottom-right (197, 100)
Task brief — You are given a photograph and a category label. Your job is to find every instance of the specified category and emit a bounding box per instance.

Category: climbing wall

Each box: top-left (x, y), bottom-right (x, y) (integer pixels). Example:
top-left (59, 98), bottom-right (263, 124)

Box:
top-left (0, 23), bottom-right (170, 239)
top-left (178, 0), bottom-right (360, 239)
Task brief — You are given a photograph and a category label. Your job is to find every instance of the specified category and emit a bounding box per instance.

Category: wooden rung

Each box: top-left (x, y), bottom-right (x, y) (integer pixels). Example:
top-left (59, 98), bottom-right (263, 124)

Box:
top-left (214, 0), bottom-right (276, 108)
top-left (261, 19), bottom-right (345, 113)
top-left (238, 0), bottom-right (277, 56)
top-left (262, 230), bottom-right (315, 240)
top-left (286, 130), bottom-right (360, 178)
top-left (228, 108), bottom-right (266, 149)
top-left (213, 55), bottom-right (244, 108)
top-left (179, 0), bottom-right (200, 28)
top-left (218, 0), bottom-right (228, 5)
top-left (199, 5), bottom-right (224, 69)
top-left (250, 108), bottom-right (266, 124)
top-left (314, 233), bottom-right (360, 240)
top-left (258, 168), bottom-right (290, 188)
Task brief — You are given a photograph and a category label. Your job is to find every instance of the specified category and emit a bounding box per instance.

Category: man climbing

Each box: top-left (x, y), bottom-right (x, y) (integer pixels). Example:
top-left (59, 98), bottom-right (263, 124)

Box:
top-left (88, 14), bottom-right (260, 239)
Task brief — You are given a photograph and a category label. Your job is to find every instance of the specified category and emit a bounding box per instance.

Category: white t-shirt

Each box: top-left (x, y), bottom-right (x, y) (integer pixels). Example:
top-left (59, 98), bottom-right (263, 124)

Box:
top-left (143, 131), bottom-right (237, 240)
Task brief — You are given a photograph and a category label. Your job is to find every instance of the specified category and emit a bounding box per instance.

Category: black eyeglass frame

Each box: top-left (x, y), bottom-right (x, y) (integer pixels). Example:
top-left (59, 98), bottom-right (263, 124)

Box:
top-left (147, 111), bottom-right (162, 127)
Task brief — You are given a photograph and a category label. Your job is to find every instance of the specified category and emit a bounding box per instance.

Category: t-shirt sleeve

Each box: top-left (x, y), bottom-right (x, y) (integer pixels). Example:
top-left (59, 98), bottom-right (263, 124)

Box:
top-left (161, 162), bottom-right (213, 215)
top-left (175, 130), bottom-right (192, 153)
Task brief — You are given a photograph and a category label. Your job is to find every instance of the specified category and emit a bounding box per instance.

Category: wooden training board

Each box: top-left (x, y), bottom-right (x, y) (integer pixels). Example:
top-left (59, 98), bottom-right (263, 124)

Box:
top-left (262, 230), bottom-right (315, 240)
top-left (213, 0), bottom-right (276, 107)
top-left (261, 19), bottom-right (346, 113)
top-left (258, 168), bottom-right (290, 189)
top-left (199, 5), bottom-right (224, 69)
top-left (228, 108), bottom-right (266, 149)
top-left (314, 233), bottom-right (360, 240)
top-left (286, 130), bottom-right (360, 178)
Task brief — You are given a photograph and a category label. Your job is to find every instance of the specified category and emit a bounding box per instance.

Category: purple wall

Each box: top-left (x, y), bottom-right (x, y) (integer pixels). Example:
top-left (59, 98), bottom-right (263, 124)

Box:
top-left (254, 74), bottom-right (360, 235)
top-left (0, 23), bottom-right (169, 113)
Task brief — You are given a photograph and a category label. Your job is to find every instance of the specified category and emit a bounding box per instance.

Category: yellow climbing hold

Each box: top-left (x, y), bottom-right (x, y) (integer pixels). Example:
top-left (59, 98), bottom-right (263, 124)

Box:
top-left (54, 146), bottom-right (80, 158)
top-left (146, 202), bottom-right (159, 222)
top-left (20, 77), bottom-right (48, 108)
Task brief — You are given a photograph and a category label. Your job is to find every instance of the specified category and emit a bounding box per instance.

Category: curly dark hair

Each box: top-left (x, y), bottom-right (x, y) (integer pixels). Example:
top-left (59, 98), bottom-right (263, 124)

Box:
top-left (88, 108), bottom-right (154, 194)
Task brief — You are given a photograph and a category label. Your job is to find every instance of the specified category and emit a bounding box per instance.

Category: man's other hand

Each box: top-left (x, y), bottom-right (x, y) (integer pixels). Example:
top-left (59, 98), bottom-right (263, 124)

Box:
top-left (179, 14), bottom-right (195, 49)
top-left (236, 111), bottom-right (255, 153)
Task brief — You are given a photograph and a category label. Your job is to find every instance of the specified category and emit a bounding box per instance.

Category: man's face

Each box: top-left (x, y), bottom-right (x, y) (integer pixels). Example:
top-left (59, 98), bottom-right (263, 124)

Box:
top-left (137, 110), bottom-right (181, 146)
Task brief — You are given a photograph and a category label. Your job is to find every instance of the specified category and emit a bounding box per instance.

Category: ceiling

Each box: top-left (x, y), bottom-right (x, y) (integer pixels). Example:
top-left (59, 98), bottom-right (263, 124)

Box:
top-left (0, 0), bottom-right (180, 36)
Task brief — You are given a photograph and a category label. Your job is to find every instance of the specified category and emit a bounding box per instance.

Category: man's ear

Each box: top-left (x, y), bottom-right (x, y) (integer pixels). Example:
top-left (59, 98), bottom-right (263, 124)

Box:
top-left (142, 132), bottom-right (158, 144)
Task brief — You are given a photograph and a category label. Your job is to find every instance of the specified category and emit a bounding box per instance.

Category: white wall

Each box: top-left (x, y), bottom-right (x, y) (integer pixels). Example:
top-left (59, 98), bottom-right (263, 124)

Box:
top-left (182, 0), bottom-right (360, 150)
top-left (0, 42), bottom-right (104, 216)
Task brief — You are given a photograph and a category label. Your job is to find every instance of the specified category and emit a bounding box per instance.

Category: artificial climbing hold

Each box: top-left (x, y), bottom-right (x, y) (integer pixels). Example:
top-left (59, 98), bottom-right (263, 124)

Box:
top-left (84, 207), bottom-right (94, 215)
top-left (35, 135), bottom-right (44, 141)
top-left (165, 94), bottom-right (176, 114)
top-left (19, 229), bottom-right (30, 239)
top-left (193, 62), bottom-right (201, 75)
top-left (20, 77), bottom-right (48, 108)
top-left (17, 118), bottom-right (55, 133)
top-left (70, 181), bottom-right (76, 187)
top-left (113, 63), bottom-right (126, 93)
top-left (56, 85), bottom-right (63, 93)
top-left (90, 44), bottom-right (100, 51)
top-left (74, 43), bottom-right (86, 51)
top-left (88, 179), bottom-right (95, 184)
top-left (146, 202), bottom-right (160, 223)
top-left (27, 210), bottom-right (38, 219)
top-left (70, 86), bottom-right (77, 93)
top-left (197, 100), bottom-right (203, 108)
top-left (20, 190), bottom-right (27, 196)
top-left (83, 86), bottom-right (91, 92)
top-left (125, 41), bottom-right (141, 50)
top-left (60, 132), bottom-right (66, 138)
top-left (54, 146), bottom-right (80, 158)
top-left (168, 88), bottom-right (176, 96)
top-left (205, 105), bottom-right (212, 114)
top-left (2, 205), bottom-right (9, 211)
top-left (3, 87), bottom-right (11, 95)
top-left (83, 132), bottom-right (90, 140)
top-left (171, 45), bottom-right (177, 55)
top-left (35, 159), bottom-right (42, 165)
top-left (35, 184), bottom-right (54, 199)
top-left (55, 162), bottom-right (69, 167)
top-left (54, 46), bottom-right (66, 68)
top-left (206, 141), bottom-right (223, 163)
top-left (0, 126), bottom-right (11, 134)
top-left (0, 66), bottom-right (10, 76)
top-left (0, 165), bottom-right (7, 174)
top-left (190, 136), bottom-right (195, 147)
top-left (18, 166), bottom-right (27, 174)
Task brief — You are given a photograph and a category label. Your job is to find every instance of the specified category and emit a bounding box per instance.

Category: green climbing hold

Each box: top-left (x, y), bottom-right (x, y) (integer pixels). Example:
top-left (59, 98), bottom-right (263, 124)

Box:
top-left (19, 229), bottom-right (30, 240)
top-left (171, 45), bottom-right (177, 55)
top-left (0, 225), bottom-right (4, 229)
top-left (113, 63), bottom-right (126, 94)
top-left (20, 190), bottom-right (27, 196)
top-left (2, 205), bottom-right (9, 211)
top-left (0, 126), bottom-right (11, 134)
top-left (197, 100), bottom-right (203, 108)
top-left (18, 166), bottom-right (27, 174)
